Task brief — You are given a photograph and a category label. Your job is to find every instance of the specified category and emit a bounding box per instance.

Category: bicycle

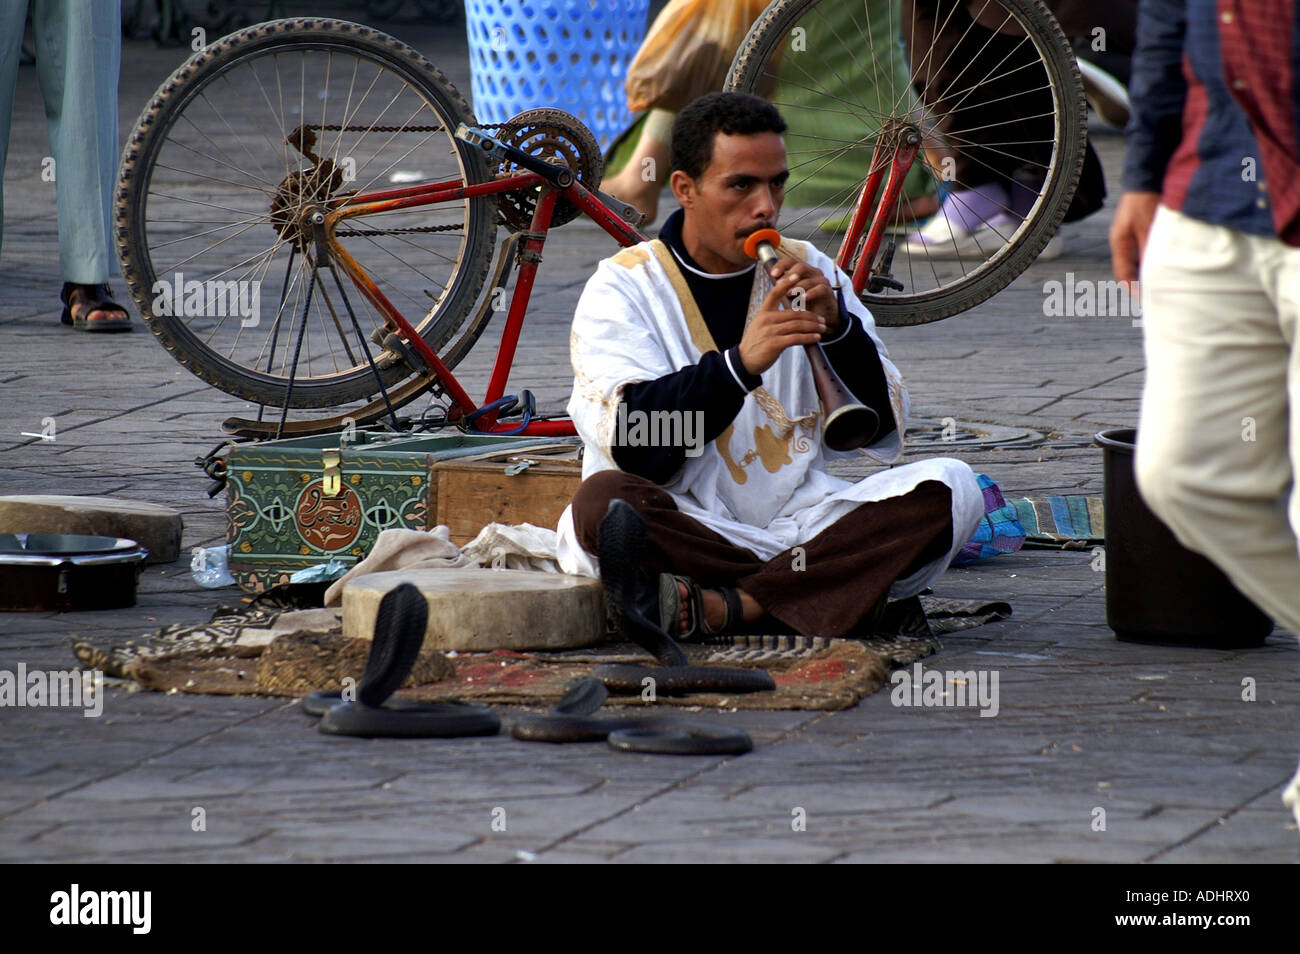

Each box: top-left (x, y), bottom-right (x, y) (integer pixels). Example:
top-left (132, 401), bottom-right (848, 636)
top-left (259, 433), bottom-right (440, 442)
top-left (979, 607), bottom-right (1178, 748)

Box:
top-left (725, 0), bottom-right (1087, 326)
top-left (114, 6), bottom-right (1084, 439)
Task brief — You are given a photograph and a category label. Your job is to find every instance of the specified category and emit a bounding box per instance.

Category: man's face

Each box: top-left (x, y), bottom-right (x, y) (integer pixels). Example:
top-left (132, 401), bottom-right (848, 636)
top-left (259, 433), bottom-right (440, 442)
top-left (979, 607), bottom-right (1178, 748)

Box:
top-left (673, 131), bottom-right (789, 272)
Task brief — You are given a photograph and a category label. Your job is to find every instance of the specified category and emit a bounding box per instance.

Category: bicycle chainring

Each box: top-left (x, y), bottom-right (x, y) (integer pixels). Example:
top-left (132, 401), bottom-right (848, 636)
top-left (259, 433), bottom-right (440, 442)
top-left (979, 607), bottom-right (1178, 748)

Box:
top-left (493, 108), bottom-right (603, 232)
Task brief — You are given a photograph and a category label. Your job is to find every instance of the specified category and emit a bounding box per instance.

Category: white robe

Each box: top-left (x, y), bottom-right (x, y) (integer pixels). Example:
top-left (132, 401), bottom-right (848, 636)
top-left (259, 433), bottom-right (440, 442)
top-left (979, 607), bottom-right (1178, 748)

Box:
top-left (556, 234), bottom-right (984, 601)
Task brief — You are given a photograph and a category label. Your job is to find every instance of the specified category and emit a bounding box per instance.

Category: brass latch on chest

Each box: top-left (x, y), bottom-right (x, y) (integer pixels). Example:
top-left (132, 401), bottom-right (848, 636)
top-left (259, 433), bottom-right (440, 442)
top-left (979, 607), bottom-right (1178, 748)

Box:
top-left (322, 448), bottom-right (342, 496)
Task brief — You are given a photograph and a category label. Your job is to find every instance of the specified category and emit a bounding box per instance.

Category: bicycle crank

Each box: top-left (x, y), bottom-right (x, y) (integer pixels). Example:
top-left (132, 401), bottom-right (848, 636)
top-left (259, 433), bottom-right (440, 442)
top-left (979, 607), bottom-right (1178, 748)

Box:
top-left (467, 108), bottom-right (604, 231)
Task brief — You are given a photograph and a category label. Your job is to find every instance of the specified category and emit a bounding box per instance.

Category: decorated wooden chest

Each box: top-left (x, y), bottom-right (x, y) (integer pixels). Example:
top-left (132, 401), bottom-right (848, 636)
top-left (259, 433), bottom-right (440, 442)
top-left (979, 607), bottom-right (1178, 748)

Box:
top-left (223, 431), bottom-right (558, 592)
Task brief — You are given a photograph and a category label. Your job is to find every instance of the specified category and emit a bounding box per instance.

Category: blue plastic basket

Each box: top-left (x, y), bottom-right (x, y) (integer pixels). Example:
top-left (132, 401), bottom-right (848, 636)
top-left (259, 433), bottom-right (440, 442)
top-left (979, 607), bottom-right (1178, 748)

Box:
top-left (466, 0), bottom-right (650, 151)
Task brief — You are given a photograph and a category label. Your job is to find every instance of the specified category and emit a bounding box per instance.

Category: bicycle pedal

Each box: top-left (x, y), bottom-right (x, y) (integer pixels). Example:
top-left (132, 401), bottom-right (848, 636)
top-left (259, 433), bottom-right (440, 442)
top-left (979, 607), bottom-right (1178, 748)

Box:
top-left (592, 187), bottom-right (648, 228)
top-left (867, 275), bottom-right (905, 293)
top-left (377, 332), bottom-right (427, 374)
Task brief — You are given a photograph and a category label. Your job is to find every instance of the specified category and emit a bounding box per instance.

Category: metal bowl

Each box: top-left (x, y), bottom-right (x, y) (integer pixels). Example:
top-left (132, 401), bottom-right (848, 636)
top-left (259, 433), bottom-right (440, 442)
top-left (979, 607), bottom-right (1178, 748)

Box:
top-left (0, 533), bottom-right (149, 612)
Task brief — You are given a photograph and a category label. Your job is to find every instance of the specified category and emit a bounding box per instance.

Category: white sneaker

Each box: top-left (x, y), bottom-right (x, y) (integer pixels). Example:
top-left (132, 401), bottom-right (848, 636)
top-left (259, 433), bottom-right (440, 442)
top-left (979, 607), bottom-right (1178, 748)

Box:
top-left (1284, 758), bottom-right (1300, 831)
top-left (902, 210), bottom-right (1022, 259)
top-left (1038, 231), bottom-right (1064, 261)
top-left (900, 180), bottom-right (1071, 262)
top-left (1078, 58), bottom-right (1131, 129)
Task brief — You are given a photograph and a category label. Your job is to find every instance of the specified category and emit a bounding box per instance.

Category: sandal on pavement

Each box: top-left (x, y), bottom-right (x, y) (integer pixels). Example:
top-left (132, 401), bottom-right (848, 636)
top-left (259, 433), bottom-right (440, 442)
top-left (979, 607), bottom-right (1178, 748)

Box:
top-left (60, 282), bottom-right (132, 332)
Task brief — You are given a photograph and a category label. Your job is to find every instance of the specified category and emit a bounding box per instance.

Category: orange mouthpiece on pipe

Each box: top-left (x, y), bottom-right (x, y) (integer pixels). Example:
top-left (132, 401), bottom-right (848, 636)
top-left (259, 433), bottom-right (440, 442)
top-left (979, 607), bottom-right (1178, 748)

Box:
top-left (742, 228), bottom-right (783, 260)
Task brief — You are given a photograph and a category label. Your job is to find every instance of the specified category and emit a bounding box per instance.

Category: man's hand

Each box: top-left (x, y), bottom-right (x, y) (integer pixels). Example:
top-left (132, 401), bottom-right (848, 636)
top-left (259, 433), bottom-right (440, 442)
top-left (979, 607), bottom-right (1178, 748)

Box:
top-left (739, 266), bottom-right (832, 376)
top-left (1109, 191), bottom-right (1161, 293)
top-left (767, 256), bottom-right (839, 327)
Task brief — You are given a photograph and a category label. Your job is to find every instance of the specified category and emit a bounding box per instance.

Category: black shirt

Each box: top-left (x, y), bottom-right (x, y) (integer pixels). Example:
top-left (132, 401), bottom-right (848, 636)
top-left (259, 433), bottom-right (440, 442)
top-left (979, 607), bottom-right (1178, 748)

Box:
top-left (611, 209), bottom-right (895, 482)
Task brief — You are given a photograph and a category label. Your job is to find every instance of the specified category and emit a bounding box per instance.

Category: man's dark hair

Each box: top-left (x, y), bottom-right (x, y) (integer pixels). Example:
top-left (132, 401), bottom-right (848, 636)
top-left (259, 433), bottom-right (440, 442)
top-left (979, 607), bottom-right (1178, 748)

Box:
top-left (670, 92), bottom-right (788, 180)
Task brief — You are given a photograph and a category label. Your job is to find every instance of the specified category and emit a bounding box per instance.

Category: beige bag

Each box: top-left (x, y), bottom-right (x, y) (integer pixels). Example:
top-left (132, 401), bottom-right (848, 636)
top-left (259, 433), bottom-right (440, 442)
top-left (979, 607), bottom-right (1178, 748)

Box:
top-left (625, 0), bottom-right (772, 113)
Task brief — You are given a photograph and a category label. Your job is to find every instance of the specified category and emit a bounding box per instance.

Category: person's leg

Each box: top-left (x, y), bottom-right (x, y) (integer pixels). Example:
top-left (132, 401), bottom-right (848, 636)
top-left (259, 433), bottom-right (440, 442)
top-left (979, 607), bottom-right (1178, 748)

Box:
top-left (903, 1), bottom-right (1029, 191)
top-left (902, 0), bottom-right (1106, 239)
top-left (601, 108), bottom-right (673, 223)
top-left (1275, 231), bottom-right (1300, 617)
top-left (738, 480), bottom-right (953, 637)
top-left (1268, 218), bottom-right (1300, 834)
top-left (1136, 206), bottom-right (1300, 633)
top-left (572, 469), bottom-right (767, 582)
top-left (34, 0), bottom-right (121, 286)
top-left (0, 1), bottom-right (33, 258)
top-left (574, 471), bottom-right (959, 638)
top-left (572, 469), bottom-right (770, 635)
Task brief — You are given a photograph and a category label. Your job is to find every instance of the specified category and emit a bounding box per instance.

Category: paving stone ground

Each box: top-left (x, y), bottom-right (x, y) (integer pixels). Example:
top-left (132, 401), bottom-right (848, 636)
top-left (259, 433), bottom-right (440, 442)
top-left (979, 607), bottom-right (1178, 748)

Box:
top-left (1, 8), bottom-right (1297, 865)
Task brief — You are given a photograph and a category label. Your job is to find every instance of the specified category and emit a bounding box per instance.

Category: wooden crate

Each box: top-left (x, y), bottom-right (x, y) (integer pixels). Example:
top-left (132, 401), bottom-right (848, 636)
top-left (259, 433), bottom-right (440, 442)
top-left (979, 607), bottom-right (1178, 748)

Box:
top-left (432, 448), bottom-right (584, 545)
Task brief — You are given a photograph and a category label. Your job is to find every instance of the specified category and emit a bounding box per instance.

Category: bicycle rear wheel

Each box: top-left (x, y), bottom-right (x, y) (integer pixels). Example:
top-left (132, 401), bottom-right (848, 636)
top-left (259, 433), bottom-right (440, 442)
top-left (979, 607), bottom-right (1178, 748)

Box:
top-left (726, 0), bottom-right (1086, 326)
top-left (116, 18), bottom-right (497, 408)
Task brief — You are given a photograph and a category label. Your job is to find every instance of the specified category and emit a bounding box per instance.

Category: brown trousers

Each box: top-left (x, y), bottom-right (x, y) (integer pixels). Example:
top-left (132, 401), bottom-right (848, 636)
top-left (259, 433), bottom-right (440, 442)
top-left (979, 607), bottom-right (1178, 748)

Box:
top-left (571, 470), bottom-right (954, 638)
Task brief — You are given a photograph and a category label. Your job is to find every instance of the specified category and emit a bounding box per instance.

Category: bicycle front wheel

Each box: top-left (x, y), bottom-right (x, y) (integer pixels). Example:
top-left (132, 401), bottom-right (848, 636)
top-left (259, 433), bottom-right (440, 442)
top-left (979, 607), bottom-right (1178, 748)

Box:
top-left (116, 18), bottom-right (497, 408)
top-left (727, 0), bottom-right (1087, 326)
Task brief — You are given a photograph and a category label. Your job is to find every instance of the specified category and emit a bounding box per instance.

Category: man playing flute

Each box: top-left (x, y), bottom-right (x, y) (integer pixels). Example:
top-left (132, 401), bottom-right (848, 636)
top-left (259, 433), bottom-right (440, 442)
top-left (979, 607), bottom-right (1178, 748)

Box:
top-left (556, 93), bottom-right (983, 640)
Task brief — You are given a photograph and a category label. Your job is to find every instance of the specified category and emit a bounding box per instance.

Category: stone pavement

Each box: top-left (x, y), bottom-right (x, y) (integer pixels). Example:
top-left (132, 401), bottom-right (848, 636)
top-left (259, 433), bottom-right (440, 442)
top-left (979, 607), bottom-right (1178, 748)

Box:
top-left (1, 9), bottom-right (1297, 865)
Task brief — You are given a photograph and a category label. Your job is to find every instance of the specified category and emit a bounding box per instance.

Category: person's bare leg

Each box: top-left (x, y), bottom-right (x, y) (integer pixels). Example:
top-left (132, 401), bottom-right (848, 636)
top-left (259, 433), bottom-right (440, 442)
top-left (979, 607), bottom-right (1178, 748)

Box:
top-left (674, 580), bottom-right (763, 634)
top-left (603, 109), bottom-right (673, 222)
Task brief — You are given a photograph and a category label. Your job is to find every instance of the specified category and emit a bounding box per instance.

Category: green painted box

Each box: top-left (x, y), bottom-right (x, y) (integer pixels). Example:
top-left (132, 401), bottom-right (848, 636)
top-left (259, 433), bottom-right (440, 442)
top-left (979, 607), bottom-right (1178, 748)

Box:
top-left (224, 431), bottom-right (553, 593)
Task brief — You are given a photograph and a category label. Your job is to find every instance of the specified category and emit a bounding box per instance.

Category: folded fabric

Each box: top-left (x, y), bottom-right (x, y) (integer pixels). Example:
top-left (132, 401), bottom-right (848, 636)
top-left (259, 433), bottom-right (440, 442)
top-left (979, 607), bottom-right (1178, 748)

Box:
top-left (951, 474), bottom-right (1027, 566)
top-left (1009, 495), bottom-right (1105, 546)
top-left (322, 522), bottom-right (562, 606)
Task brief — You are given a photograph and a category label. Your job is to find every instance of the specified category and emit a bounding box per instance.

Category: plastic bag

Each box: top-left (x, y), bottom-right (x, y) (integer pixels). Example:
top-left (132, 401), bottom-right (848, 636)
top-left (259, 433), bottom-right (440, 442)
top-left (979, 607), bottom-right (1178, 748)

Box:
top-left (625, 0), bottom-right (772, 113)
top-left (191, 544), bottom-right (236, 588)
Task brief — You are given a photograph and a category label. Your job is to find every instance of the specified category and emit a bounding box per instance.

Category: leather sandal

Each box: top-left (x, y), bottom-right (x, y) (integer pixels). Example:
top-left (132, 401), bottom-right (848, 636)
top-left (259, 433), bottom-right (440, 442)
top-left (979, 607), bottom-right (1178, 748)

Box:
top-left (699, 583), bottom-right (744, 638)
top-left (659, 573), bottom-right (744, 640)
top-left (60, 282), bottom-right (132, 332)
top-left (658, 573), bottom-right (696, 638)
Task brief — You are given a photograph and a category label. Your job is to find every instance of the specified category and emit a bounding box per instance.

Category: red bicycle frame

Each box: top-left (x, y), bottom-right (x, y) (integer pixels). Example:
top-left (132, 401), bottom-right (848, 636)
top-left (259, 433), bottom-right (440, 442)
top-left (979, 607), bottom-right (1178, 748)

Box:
top-left (325, 167), bottom-right (644, 437)
top-left (835, 126), bottom-right (921, 295)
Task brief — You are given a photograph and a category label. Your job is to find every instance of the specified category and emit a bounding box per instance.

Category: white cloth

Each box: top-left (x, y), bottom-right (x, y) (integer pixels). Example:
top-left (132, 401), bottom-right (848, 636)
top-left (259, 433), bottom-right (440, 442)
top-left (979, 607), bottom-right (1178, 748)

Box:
top-left (556, 234), bottom-right (983, 593)
top-left (1136, 206), bottom-right (1300, 634)
top-left (323, 523), bottom-right (561, 605)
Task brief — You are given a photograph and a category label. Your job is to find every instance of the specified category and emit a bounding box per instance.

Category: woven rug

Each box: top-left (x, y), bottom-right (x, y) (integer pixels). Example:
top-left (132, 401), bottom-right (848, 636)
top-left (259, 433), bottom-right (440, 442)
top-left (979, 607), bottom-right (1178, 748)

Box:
top-left (70, 595), bottom-right (1011, 712)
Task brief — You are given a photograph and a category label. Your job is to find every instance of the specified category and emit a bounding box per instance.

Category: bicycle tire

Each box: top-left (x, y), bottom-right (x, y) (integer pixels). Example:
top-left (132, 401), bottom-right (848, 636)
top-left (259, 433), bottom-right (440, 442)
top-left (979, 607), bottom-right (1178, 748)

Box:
top-left (116, 17), bottom-right (497, 408)
top-left (726, 0), bottom-right (1086, 326)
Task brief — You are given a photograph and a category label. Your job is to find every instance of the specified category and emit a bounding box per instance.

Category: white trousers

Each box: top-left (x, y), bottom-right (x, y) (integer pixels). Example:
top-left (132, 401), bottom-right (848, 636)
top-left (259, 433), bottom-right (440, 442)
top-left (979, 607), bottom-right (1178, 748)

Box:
top-left (1135, 206), bottom-right (1300, 634)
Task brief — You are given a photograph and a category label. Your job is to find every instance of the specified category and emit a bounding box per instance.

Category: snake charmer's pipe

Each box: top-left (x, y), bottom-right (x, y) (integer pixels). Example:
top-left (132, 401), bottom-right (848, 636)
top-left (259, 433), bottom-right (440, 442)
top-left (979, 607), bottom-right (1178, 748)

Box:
top-left (742, 228), bottom-right (879, 452)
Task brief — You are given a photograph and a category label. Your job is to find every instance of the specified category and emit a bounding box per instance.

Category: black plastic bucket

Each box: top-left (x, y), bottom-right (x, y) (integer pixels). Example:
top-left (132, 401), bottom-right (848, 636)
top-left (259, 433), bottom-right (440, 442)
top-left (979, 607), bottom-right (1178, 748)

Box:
top-left (1096, 428), bottom-right (1272, 647)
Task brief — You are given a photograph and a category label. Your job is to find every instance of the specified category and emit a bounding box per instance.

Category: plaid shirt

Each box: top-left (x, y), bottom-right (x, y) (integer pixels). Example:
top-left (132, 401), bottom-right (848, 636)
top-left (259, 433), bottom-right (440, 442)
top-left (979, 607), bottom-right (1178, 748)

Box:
top-left (1123, 0), bottom-right (1300, 246)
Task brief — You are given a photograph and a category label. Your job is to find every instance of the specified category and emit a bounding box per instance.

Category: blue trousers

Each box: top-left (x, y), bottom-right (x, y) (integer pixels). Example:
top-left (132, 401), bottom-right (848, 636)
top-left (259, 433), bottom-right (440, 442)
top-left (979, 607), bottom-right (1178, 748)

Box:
top-left (0, 0), bottom-right (121, 283)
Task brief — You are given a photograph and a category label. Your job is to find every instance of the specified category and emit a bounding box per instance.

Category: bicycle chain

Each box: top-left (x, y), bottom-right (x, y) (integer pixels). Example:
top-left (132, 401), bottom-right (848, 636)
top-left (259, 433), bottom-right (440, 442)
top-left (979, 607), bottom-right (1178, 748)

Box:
top-left (309, 121), bottom-right (522, 135)
top-left (312, 123), bottom-right (448, 133)
top-left (284, 117), bottom-right (597, 239)
top-left (308, 122), bottom-right (529, 237)
top-left (336, 223), bottom-right (464, 236)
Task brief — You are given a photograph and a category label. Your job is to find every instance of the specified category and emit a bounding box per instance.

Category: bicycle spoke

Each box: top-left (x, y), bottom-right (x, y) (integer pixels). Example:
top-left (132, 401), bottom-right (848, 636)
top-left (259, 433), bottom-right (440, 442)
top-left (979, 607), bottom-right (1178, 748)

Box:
top-left (724, 0), bottom-right (1083, 323)
top-left (118, 20), bottom-right (499, 408)
top-left (168, 110), bottom-right (280, 196)
top-left (147, 213), bottom-right (275, 249)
